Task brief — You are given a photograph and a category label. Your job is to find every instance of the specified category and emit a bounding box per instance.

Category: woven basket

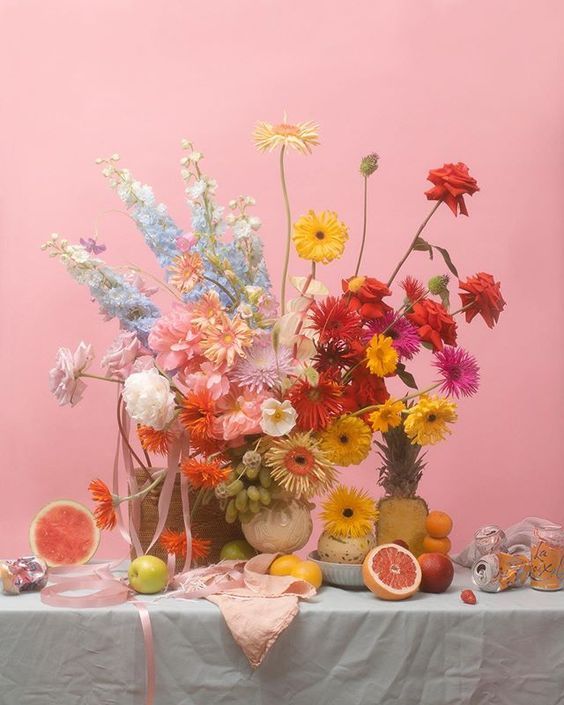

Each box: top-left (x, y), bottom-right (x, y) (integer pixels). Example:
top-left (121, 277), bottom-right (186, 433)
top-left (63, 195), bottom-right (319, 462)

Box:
top-left (131, 468), bottom-right (243, 572)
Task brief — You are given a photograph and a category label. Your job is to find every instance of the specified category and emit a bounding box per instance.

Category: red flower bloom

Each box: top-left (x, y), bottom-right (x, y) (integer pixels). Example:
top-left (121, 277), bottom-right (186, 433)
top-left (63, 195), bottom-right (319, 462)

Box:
top-left (341, 367), bottom-right (389, 414)
top-left (309, 296), bottom-right (362, 343)
top-left (400, 276), bottom-right (427, 304)
top-left (342, 276), bottom-right (392, 319)
top-left (425, 162), bottom-right (479, 216)
top-left (181, 457), bottom-right (230, 489)
top-left (88, 479), bottom-right (117, 531)
top-left (137, 425), bottom-right (172, 455)
top-left (459, 272), bottom-right (506, 328)
top-left (287, 371), bottom-right (344, 431)
top-left (312, 340), bottom-right (359, 376)
top-left (407, 300), bottom-right (457, 351)
top-left (159, 529), bottom-right (211, 561)
top-left (179, 389), bottom-right (222, 455)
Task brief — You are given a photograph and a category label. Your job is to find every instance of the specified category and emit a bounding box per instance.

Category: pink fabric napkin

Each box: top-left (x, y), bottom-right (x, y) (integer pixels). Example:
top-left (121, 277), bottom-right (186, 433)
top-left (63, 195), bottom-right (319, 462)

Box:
top-left (169, 554), bottom-right (316, 668)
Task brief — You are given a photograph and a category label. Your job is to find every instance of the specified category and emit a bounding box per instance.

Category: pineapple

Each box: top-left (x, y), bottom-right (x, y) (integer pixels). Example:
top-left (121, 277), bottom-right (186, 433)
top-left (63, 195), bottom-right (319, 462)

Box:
top-left (375, 425), bottom-right (428, 556)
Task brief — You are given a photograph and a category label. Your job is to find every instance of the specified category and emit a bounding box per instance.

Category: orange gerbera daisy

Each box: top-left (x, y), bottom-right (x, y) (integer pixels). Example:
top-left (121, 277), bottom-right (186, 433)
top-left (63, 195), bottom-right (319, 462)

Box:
top-left (179, 389), bottom-right (219, 453)
top-left (181, 457), bottom-right (230, 489)
top-left (137, 425), bottom-right (172, 455)
top-left (88, 478), bottom-right (118, 530)
top-left (159, 528), bottom-right (211, 561)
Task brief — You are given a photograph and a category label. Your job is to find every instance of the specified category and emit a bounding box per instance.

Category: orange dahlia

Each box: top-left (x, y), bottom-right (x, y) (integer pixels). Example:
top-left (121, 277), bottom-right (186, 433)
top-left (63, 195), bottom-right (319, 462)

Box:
top-left (159, 529), bottom-right (211, 561)
top-left (137, 425), bottom-right (172, 455)
top-left (181, 457), bottom-right (230, 489)
top-left (88, 478), bottom-right (117, 530)
top-left (179, 389), bottom-right (220, 454)
top-left (287, 371), bottom-right (344, 431)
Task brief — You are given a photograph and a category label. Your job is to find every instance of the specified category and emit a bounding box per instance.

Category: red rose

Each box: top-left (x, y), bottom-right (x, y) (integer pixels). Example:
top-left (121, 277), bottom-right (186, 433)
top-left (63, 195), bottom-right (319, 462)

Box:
top-left (459, 272), bottom-right (506, 328)
top-left (341, 365), bottom-right (389, 415)
top-left (425, 162), bottom-right (479, 216)
top-left (342, 276), bottom-right (392, 319)
top-left (407, 300), bottom-right (457, 351)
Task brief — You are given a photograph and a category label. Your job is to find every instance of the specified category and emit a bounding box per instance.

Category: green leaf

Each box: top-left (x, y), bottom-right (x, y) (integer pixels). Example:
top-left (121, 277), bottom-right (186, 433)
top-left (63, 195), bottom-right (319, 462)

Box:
top-left (433, 245), bottom-right (459, 278)
top-left (413, 237), bottom-right (433, 261)
top-left (396, 363), bottom-right (418, 389)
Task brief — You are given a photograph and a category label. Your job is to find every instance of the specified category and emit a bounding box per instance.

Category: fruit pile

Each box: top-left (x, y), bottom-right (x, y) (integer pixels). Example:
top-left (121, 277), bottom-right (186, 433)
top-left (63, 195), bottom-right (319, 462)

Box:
top-left (269, 554), bottom-right (323, 589)
top-left (422, 510), bottom-right (453, 555)
top-left (218, 450), bottom-right (274, 524)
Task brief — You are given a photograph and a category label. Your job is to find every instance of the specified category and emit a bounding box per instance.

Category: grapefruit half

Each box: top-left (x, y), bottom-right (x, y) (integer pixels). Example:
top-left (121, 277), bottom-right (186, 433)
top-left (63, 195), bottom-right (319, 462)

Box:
top-left (29, 500), bottom-right (100, 567)
top-left (363, 544), bottom-right (421, 600)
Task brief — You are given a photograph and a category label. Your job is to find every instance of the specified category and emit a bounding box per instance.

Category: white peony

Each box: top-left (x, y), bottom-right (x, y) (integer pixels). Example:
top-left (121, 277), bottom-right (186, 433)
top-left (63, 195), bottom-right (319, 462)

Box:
top-left (122, 369), bottom-right (176, 430)
top-left (260, 398), bottom-right (297, 437)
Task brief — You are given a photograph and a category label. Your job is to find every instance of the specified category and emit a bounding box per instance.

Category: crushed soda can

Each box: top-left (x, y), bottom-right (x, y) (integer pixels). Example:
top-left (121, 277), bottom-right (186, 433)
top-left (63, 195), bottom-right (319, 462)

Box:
top-left (0, 556), bottom-right (48, 595)
top-left (472, 552), bottom-right (530, 593)
top-left (474, 525), bottom-right (509, 557)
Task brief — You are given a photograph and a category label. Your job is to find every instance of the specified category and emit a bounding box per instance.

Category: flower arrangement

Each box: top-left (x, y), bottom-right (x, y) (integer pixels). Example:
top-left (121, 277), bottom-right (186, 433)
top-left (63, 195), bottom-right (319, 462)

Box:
top-left (44, 118), bottom-right (505, 565)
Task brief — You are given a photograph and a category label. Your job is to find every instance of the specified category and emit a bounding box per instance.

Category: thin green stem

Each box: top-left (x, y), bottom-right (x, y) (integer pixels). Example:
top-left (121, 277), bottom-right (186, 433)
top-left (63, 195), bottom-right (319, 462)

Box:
top-left (81, 372), bottom-right (123, 384)
top-left (387, 201), bottom-right (442, 287)
top-left (450, 302), bottom-right (473, 317)
top-left (120, 470), bottom-right (166, 502)
top-left (190, 488), bottom-right (206, 520)
top-left (201, 274), bottom-right (237, 305)
top-left (279, 145), bottom-right (292, 315)
top-left (354, 176), bottom-right (369, 277)
top-left (116, 396), bottom-right (153, 483)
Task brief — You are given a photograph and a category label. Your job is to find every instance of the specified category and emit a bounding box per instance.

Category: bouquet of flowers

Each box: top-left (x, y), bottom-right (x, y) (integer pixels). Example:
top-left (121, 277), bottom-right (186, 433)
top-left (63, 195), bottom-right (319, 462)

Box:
top-left (44, 118), bottom-right (505, 566)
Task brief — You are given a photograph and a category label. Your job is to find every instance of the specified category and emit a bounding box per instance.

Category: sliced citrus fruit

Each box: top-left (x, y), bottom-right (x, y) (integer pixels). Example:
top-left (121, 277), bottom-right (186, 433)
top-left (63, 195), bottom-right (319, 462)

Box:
top-left (362, 544), bottom-right (421, 600)
top-left (269, 554), bottom-right (302, 576)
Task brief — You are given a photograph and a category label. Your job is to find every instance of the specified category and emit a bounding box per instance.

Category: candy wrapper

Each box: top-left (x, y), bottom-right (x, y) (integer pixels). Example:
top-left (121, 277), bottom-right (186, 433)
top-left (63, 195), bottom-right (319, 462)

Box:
top-left (0, 556), bottom-right (48, 595)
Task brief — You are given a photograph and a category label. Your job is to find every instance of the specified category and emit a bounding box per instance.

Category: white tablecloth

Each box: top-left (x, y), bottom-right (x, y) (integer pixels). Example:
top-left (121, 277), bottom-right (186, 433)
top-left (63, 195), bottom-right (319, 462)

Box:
top-left (1, 566), bottom-right (563, 705)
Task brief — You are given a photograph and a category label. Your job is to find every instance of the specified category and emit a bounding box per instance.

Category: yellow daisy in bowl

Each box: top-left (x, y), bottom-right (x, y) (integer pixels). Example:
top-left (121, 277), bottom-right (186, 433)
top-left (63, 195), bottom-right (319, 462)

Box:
top-left (365, 334), bottom-right (398, 377)
top-left (320, 416), bottom-right (372, 467)
top-left (253, 119), bottom-right (319, 154)
top-left (404, 395), bottom-right (458, 446)
top-left (321, 485), bottom-right (378, 538)
top-left (292, 210), bottom-right (348, 264)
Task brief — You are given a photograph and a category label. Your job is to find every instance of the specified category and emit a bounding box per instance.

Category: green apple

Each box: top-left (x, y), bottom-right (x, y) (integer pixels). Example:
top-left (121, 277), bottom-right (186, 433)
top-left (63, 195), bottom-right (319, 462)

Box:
top-left (219, 539), bottom-right (256, 561)
top-left (128, 555), bottom-right (168, 594)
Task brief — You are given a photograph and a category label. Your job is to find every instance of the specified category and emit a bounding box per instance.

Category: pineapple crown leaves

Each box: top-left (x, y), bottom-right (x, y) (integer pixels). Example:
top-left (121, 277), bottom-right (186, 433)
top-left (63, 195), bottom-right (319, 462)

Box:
top-left (375, 425), bottom-right (427, 498)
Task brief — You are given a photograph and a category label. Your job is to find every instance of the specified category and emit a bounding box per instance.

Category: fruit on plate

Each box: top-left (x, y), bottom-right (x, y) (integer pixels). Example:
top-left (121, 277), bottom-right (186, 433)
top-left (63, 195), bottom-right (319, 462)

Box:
top-left (269, 554), bottom-right (302, 576)
top-left (362, 544), bottom-right (422, 600)
top-left (290, 560), bottom-right (323, 589)
top-left (425, 510), bottom-right (453, 538)
top-left (418, 552), bottom-right (455, 593)
top-left (29, 499), bottom-right (100, 567)
top-left (317, 530), bottom-right (375, 564)
top-left (219, 539), bottom-right (256, 561)
top-left (128, 555), bottom-right (169, 594)
top-left (422, 535), bottom-right (452, 555)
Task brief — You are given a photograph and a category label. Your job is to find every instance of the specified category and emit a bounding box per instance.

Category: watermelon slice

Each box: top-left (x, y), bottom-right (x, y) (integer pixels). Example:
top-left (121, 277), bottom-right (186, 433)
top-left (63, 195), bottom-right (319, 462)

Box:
top-left (29, 500), bottom-right (100, 567)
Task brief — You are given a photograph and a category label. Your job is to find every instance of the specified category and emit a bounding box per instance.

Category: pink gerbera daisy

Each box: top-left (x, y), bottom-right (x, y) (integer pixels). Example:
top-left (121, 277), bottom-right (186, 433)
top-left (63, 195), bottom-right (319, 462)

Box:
top-left (433, 346), bottom-right (480, 398)
top-left (364, 312), bottom-right (421, 360)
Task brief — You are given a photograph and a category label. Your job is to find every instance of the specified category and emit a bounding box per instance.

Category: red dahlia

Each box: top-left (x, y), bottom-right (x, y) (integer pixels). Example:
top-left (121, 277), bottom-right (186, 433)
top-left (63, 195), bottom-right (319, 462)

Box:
top-left (341, 367), bottom-right (389, 414)
top-left (425, 162), bottom-right (479, 217)
top-left (287, 371), bottom-right (344, 431)
top-left (407, 300), bottom-right (457, 352)
top-left (342, 276), bottom-right (393, 320)
top-left (309, 296), bottom-right (362, 343)
top-left (458, 272), bottom-right (506, 329)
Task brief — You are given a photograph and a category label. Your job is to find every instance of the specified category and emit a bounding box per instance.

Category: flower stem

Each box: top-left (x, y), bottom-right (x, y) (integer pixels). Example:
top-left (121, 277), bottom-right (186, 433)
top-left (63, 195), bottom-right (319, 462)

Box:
top-left (387, 201), bottom-right (442, 287)
top-left (279, 145), bottom-right (292, 315)
top-left (450, 302), bottom-right (473, 317)
top-left (116, 396), bottom-right (153, 483)
top-left (120, 469), bottom-right (166, 502)
top-left (353, 176), bottom-right (369, 277)
top-left (201, 275), bottom-right (238, 305)
top-left (81, 372), bottom-right (123, 384)
top-left (350, 382), bottom-right (441, 417)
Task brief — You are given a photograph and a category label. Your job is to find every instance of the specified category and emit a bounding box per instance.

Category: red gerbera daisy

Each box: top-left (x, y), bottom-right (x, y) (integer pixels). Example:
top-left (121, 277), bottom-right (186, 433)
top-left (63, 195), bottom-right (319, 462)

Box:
top-left (400, 276), bottom-right (427, 304)
top-left (309, 296), bottom-right (362, 344)
top-left (458, 272), bottom-right (506, 329)
top-left (159, 528), bottom-right (211, 562)
top-left (181, 457), bottom-right (230, 489)
top-left (88, 478), bottom-right (117, 530)
top-left (312, 340), bottom-right (361, 375)
top-left (287, 371), bottom-right (344, 431)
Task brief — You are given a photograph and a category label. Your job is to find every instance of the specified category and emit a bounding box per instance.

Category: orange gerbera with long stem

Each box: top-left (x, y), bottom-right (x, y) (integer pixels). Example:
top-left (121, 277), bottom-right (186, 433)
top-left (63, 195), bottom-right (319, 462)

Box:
top-left (159, 529), bottom-right (211, 561)
top-left (88, 478), bottom-right (118, 530)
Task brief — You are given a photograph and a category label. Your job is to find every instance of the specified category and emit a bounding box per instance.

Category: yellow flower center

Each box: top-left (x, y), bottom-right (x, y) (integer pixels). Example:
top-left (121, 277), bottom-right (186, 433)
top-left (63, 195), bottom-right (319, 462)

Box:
top-left (223, 334), bottom-right (234, 344)
top-left (272, 409), bottom-right (284, 422)
top-left (273, 123), bottom-right (300, 136)
top-left (347, 276), bottom-right (366, 293)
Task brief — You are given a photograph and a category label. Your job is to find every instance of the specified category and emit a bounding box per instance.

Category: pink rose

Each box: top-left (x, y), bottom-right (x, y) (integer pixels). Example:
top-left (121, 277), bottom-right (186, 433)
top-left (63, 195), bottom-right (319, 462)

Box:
top-left (215, 387), bottom-right (265, 441)
top-left (49, 341), bottom-right (93, 406)
top-left (183, 361), bottom-right (230, 401)
top-left (101, 331), bottom-right (145, 379)
top-left (148, 304), bottom-right (202, 372)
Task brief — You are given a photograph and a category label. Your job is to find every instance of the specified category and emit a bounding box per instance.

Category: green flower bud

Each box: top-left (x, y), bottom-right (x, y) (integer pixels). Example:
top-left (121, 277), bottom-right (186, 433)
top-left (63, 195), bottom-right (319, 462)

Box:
top-left (360, 153), bottom-right (379, 177)
top-left (428, 274), bottom-right (450, 295)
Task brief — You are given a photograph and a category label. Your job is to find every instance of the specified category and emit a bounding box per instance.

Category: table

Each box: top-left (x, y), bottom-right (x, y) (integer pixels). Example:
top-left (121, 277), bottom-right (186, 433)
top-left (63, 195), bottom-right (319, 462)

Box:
top-left (1, 566), bottom-right (563, 705)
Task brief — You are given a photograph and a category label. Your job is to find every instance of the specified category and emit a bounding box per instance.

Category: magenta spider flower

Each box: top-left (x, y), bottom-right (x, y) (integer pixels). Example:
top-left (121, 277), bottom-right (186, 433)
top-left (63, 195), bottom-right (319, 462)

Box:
top-left (433, 346), bottom-right (480, 398)
top-left (364, 312), bottom-right (421, 360)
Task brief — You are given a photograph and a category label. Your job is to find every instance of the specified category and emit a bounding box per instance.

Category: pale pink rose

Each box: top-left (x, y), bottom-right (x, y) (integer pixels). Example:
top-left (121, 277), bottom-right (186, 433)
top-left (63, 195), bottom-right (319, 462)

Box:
top-left (215, 387), bottom-right (265, 441)
top-left (176, 233), bottom-right (197, 253)
top-left (49, 341), bottom-right (93, 407)
top-left (148, 304), bottom-right (202, 372)
top-left (132, 355), bottom-right (156, 373)
top-left (101, 331), bottom-right (145, 379)
top-left (183, 361), bottom-right (230, 401)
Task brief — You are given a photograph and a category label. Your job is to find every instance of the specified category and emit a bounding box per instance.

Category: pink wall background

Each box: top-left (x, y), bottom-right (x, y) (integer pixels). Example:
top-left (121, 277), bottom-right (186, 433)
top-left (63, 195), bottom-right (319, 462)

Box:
top-left (1, 0), bottom-right (563, 558)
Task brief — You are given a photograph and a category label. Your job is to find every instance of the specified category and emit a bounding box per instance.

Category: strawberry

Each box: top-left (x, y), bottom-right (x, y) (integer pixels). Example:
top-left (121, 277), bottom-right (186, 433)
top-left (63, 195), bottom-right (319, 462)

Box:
top-left (460, 589), bottom-right (477, 605)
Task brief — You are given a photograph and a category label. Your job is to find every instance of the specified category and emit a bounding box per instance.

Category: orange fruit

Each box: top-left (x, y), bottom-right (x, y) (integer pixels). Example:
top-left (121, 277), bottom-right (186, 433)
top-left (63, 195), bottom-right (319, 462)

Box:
top-left (362, 544), bottom-right (421, 600)
top-left (422, 535), bottom-right (451, 555)
top-left (290, 560), bottom-right (323, 588)
top-left (425, 510), bottom-right (453, 538)
top-left (269, 554), bottom-right (302, 577)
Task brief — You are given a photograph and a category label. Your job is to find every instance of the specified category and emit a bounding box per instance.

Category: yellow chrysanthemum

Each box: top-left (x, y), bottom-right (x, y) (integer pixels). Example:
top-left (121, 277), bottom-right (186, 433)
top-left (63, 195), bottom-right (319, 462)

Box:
top-left (368, 399), bottom-right (405, 433)
top-left (404, 395), bottom-right (458, 446)
top-left (292, 210), bottom-right (348, 264)
top-left (253, 119), bottom-right (319, 154)
top-left (365, 334), bottom-right (398, 377)
top-left (321, 485), bottom-right (378, 538)
top-left (320, 416), bottom-right (372, 467)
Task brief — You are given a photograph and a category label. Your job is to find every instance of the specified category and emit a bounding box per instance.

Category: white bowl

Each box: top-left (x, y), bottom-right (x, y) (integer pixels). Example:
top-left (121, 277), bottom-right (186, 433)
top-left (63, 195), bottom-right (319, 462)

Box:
top-left (309, 551), bottom-right (367, 589)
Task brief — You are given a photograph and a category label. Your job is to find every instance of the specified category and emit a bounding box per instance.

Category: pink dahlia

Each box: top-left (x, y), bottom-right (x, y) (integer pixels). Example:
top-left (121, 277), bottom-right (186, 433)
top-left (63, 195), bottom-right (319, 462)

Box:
top-left (364, 312), bottom-right (421, 360)
top-left (433, 346), bottom-right (480, 398)
top-left (148, 304), bottom-right (202, 373)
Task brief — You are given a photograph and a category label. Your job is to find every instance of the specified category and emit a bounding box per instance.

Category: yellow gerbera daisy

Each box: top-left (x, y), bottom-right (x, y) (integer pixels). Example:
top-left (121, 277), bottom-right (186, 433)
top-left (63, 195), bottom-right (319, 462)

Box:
top-left (320, 416), bottom-right (372, 467)
top-left (365, 334), bottom-right (398, 377)
top-left (404, 395), bottom-right (458, 446)
top-left (253, 119), bottom-right (319, 154)
top-left (321, 485), bottom-right (378, 538)
top-left (368, 399), bottom-right (405, 433)
top-left (292, 210), bottom-right (348, 264)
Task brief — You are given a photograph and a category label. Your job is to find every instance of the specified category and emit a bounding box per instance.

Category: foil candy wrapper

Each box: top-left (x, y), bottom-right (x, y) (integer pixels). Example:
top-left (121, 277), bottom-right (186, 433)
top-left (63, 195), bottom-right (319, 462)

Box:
top-left (0, 556), bottom-right (48, 595)
top-left (472, 552), bottom-right (530, 593)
